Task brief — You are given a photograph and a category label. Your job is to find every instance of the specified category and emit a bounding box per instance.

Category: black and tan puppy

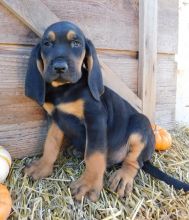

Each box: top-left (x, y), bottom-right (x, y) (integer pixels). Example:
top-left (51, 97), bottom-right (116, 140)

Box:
top-left (25, 21), bottom-right (189, 202)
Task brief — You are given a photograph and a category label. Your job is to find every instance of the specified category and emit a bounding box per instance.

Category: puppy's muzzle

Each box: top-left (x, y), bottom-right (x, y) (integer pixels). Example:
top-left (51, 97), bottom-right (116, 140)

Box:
top-left (53, 59), bottom-right (68, 74)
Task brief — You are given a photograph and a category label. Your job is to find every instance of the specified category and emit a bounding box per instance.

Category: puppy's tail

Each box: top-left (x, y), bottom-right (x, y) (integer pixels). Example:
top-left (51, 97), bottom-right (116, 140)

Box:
top-left (142, 161), bottom-right (189, 191)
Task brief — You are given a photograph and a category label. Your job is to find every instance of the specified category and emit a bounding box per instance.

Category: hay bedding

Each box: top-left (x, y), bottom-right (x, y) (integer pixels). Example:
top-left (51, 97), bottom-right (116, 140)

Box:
top-left (5, 126), bottom-right (189, 220)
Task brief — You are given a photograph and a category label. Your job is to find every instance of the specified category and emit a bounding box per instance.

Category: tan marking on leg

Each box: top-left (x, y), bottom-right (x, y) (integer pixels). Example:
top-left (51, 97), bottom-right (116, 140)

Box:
top-left (43, 102), bottom-right (55, 115)
top-left (123, 133), bottom-right (145, 169)
top-left (47, 31), bottom-right (56, 41)
top-left (42, 122), bottom-right (64, 163)
top-left (84, 152), bottom-right (106, 186)
top-left (24, 122), bottom-right (64, 180)
top-left (71, 152), bottom-right (106, 202)
top-left (66, 30), bottom-right (76, 40)
top-left (109, 133), bottom-right (145, 197)
top-left (57, 99), bottom-right (84, 119)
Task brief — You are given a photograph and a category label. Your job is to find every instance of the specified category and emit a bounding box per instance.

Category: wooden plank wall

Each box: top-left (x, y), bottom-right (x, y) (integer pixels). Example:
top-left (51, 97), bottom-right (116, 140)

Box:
top-left (138, 0), bottom-right (157, 122)
top-left (0, 0), bottom-right (178, 158)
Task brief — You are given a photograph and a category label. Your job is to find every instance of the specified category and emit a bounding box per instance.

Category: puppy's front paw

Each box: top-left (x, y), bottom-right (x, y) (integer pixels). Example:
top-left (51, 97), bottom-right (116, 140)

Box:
top-left (109, 169), bottom-right (134, 198)
top-left (24, 159), bottom-right (53, 180)
top-left (70, 174), bottom-right (103, 202)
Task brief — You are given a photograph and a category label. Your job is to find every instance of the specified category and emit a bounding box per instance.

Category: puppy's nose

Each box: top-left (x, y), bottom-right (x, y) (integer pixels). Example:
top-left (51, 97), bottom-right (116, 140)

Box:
top-left (53, 60), bottom-right (68, 73)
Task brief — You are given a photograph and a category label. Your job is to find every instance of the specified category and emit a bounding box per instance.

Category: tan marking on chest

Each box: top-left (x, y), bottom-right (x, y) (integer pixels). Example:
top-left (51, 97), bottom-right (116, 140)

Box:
top-left (43, 102), bottom-right (55, 115)
top-left (51, 81), bottom-right (66, 87)
top-left (57, 99), bottom-right (84, 119)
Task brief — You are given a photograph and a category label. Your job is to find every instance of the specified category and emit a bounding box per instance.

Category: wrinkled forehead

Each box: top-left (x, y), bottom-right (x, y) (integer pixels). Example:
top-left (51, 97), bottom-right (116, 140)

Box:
top-left (43, 21), bottom-right (85, 41)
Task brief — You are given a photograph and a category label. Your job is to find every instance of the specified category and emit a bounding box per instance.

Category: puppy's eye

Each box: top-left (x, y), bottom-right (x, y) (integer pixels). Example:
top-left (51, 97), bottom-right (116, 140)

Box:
top-left (43, 40), bottom-right (52, 47)
top-left (71, 40), bottom-right (81, 48)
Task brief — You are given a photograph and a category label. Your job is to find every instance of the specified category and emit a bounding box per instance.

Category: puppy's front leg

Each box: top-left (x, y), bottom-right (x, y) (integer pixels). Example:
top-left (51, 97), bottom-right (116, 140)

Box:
top-left (71, 115), bottom-right (107, 202)
top-left (24, 121), bottom-right (64, 180)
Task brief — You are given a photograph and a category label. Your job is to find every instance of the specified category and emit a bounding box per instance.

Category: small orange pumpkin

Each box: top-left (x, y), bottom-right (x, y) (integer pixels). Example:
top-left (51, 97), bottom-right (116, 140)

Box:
top-left (0, 184), bottom-right (12, 220)
top-left (152, 125), bottom-right (172, 151)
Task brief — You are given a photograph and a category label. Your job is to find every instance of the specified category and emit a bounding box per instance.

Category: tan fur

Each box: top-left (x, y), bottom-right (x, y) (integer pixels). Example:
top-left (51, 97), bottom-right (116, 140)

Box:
top-left (57, 99), bottom-right (84, 119)
top-left (24, 122), bottom-right (64, 179)
top-left (43, 102), bottom-right (55, 115)
top-left (87, 55), bottom-right (93, 72)
top-left (43, 122), bottom-right (64, 161)
top-left (123, 133), bottom-right (145, 169)
top-left (51, 81), bottom-right (66, 87)
top-left (76, 49), bottom-right (86, 73)
top-left (47, 31), bottom-right (56, 41)
top-left (71, 152), bottom-right (106, 201)
top-left (82, 152), bottom-right (106, 191)
top-left (41, 52), bottom-right (48, 73)
top-left (84, 152), bottom-right (106, 181)
top-left (66, 30), bottom-right (76, 40)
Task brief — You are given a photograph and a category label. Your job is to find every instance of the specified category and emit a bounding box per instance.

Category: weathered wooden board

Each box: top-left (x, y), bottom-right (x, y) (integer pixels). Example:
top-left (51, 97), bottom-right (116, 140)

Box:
top-left (156, 104), bottom-right (175, 130)
top-left (0, 0), bottom-right (59, 37)
top-left (0, 121), bottom-right (47, 158)
top-left (158, 0), bottom-right (178, 54)
top-left (0, 45), bottom-right (176, 157)
top-left (98, 51), bottom-right (138, 93)
top-left (0, 0), bottom-right (178, 53)
top-left (156, 54), bottom-right (177, 129)
top-left (138, 0), bottom-right (157, 122)
top-left (100, 61), bottom-right (142, 112)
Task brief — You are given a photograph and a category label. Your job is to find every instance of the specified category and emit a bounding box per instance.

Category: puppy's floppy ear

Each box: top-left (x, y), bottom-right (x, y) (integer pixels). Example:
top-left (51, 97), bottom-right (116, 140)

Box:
top-left (25, 43), bottom-right (45, 105)
top-left (85, 39), bottom-right (104, 101)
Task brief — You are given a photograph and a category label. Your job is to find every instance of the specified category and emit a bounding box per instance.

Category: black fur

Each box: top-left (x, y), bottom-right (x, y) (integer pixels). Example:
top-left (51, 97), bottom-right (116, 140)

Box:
top-left (85, 39), bottom-right (104, 101)
top-left (25, 43), bottom-right (45, 105)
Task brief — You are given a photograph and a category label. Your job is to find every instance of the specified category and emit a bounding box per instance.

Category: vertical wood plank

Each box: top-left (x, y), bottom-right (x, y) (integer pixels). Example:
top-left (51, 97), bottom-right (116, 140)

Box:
top-left (138, 0), bottom-right (158, 122)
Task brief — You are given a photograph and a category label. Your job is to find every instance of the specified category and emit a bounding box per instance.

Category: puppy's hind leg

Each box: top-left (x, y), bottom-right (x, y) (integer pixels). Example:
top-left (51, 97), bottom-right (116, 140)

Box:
top-left (109, 114), bottom-right (155, 198)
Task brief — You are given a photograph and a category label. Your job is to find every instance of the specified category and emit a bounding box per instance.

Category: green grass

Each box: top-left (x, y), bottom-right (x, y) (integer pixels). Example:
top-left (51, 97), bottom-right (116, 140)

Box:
top-left (6, 126), bottom-right (189, 220)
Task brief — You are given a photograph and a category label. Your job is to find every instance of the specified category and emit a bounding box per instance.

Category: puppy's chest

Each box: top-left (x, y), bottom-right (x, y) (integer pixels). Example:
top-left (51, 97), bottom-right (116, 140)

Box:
top-left (43, 97), bottom-right (85, 120)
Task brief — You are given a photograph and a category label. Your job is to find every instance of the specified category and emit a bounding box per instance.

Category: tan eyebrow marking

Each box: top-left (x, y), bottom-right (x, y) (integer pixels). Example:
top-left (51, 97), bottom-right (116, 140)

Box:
top-left (47, 31), bottom-right (56, 41)
top-left (66, 30), bottom-right (76, 40)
